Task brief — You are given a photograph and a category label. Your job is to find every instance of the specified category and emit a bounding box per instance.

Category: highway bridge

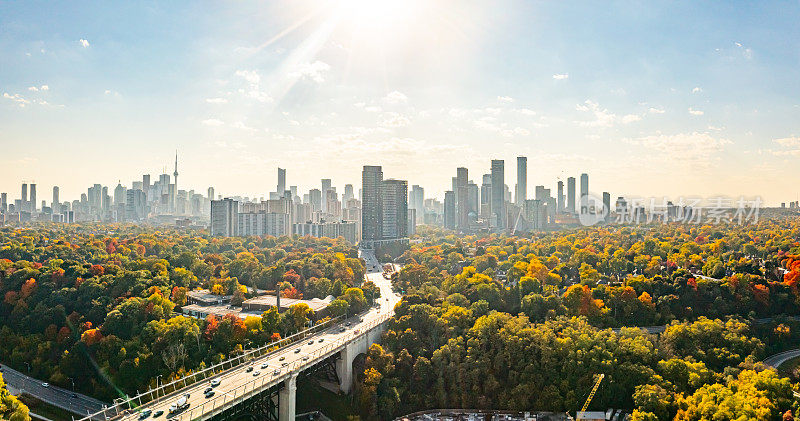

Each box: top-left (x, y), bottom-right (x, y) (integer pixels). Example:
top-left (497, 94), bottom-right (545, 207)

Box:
top-left (75, 249), bottom-right (399, 421)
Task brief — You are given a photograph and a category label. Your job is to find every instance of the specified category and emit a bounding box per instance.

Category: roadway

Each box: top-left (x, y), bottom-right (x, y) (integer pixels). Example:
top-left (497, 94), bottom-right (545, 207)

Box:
top-left (109, 249), bottom-right (399, 421)
top-left (0, 364), bottom-right (107, 417)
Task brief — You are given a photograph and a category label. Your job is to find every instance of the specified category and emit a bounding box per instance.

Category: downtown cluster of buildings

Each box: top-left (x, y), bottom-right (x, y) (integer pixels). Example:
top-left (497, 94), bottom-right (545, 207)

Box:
top-left (209, 168), bottom-right (364, 244)
top-left (0, 155), bottom-right (215, 226)
top-left (9, 155), bottom-right (764, 241)
top-left (420, 157), bottom-right (608, 233)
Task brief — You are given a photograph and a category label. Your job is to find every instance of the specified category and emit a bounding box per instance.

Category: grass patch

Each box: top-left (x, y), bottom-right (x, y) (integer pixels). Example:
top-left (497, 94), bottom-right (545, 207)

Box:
top-left (17, 395), bottom-right (74, 421)
top-left (777, 355), bottom-right (800, 381)
top-left (295, 377), bottom-right (358, 421)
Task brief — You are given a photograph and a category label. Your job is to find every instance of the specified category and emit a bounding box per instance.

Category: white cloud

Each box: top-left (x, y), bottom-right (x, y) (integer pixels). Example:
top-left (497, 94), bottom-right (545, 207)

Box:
top-left (3, 92), bottom-right (30, 107)
top-left (648, 107), bottom-right (665, 114)
top-left (553, 73), bottom-right (569, 80)
top-left (235, 70), bottom-right (261, 84)
top-left (497, 96), bottom-right (514, 103)
top-left (516, 108), bottom-right (536, 116)
top-left (40, 85), bottom-right (49, 91)
top-left (27, 85), bottom-right (48, 92)
top-left (28, 86), bottom-right (38, 92)
top-left (575, 100), bottom-right (640, 127)
top-left (290, 61), bottom-right (330, 84)
top-left (380, 112), bottom-right (411, 128)
top-left (629, 132), bottom-right (731, 164)
top-left (201, 118), bottom-right (225, 127)
top-left (772, 136), bottom-right (800, 156)
top-left (692, 87), bottom-right (702, 93)
top-left (79, 39), bottom-right (90, 48)
top-left (385, 91), bottom-right (408, 104)
top-left (205, 97), bottom-right (229, 104)
top-left (688, 107), bottom-right (704, 116)
top-left (734, 42), bottom-right (753, 59)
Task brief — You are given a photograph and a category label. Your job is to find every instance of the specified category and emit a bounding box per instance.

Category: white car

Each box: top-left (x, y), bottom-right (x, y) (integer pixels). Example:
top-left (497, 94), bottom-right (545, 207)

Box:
top-left (41, 382), bottom-right (49, 388)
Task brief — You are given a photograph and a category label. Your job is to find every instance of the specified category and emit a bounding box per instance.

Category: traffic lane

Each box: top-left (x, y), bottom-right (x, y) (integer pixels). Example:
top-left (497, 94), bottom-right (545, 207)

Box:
top-left (1, 365), bottom-right (104, 415)
top-left (117, 324), bottom-right (364, 420)
top-left (119, 269), bottom-right (396, 419)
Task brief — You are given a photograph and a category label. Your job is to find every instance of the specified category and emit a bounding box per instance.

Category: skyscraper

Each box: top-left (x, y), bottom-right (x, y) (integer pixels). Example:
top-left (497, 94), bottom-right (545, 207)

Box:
top-left (516, 156), bottom-right (527, 205)
top-left (143, 174), bottom-right (151, 194)
top-left (443, 191), bottom-right (456, 230)
top-left (410, 185), bottom-right (424, 223)
top-left (207, 187), bottom-right (214, 201)
top-left (343, 184), bottom-right (354, 202)
top-left (580, 173), bottom-right (589, 214)
top-left (381, 179), bottom-right (408, 239)
top-left (602, 191), bottom-right (611, 221)
top-left (567, 177), bottom-right (576, 214)
top-left (173, 153), bottom-right (179, 213)
top-left (1, 193), bottom-right (7, 213)
top-left (277, 168), bottom-right (286, 196)
top-left (52, 186), bottom-right (59, 209)
top-left (361, 166), bottom-right (383, 242)
top-left (481, 174), bottom-right (492, 218)
top-left (491, 160), bottom-right (505, 229)
top-left (21, 183), bottom-right (28, 211)
top-left (321, 178), bottom-right (331, 213)
top-left (309, 189), bottom-right (322, 212)
top-left (211, 198), bottom-right (239, 237)
top-left (456, 167), bottom-right (468, 230)
top-left (29, 183), bottom-right (36, 212)
top-left (557, 181), bottom-right (564, 213)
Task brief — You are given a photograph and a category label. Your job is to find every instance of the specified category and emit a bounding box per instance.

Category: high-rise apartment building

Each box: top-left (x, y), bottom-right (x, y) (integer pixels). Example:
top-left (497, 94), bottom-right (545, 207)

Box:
top-left (29, 184), bottom-right (36, 212)
top-left (21, 183), bottom-right (28, 212)
top-left (557, 181), bottom-right (564, 213)
top-left (456, 167), bottom-right (468, 230)
top-left (343, 184), bottom-right (354, 202)
top-left (52, 186), bottom-right (59, 210)
top-left (480, 174), bottom-right (492, 219)
top-left (491, 160), bottom-right (505, 229)
top-left (211, 198), bottom-right (239, 237)
top-left (321, 179), bottom-right (331, 213)
top-left (277, 168), bottom-right (286, 196)
top-left (207, 187), bottom-right (214, 201)
top-left (580, 173), bottom-right (589, 214)
top-left (567, 177), bottom-right (576, 214)
top-left (443, 191), bottom-right (456, 230)
top-left (381, 179), bottom-right (408, 239)
top-left (409, 185), bottom-right (424, 224)
top-left (361, 166), bottom-right (383, 242)
top-left (516, 156), bottom-right (527, 205)
top-left (309, 189), bottom-right (322, 212)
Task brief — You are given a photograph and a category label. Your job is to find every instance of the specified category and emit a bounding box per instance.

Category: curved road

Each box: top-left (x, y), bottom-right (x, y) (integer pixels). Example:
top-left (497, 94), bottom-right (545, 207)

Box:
top-left (102, 250), bottom-right (399, 421)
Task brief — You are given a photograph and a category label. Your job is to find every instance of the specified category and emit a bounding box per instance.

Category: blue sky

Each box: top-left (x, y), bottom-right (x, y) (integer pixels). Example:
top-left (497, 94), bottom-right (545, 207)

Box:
top-left (1, 1), bottom-right (799, 204)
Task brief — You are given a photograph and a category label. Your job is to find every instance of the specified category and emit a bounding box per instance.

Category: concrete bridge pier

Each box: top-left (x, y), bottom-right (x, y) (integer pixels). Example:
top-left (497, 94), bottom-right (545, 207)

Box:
top-left (278, 374), bottom-right (297, 421)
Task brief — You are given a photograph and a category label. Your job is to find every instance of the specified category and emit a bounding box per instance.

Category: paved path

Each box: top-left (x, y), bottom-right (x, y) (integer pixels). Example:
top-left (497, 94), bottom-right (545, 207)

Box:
top-left (1, 364), bottom-right (108, 417)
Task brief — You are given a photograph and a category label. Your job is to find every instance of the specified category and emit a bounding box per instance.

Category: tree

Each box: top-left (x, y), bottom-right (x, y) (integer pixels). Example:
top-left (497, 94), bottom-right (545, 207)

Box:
top-left (0, 373), bottom-right (30, 421)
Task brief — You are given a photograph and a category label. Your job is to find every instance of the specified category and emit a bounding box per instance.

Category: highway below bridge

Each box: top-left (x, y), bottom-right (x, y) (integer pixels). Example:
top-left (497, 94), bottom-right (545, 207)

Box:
top-left (75, 249), bottom-right (399, 421)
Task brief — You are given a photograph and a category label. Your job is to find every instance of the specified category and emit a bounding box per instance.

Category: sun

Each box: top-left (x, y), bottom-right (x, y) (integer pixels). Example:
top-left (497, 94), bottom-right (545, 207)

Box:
top-left (335, 0), bottom-right (426, 37)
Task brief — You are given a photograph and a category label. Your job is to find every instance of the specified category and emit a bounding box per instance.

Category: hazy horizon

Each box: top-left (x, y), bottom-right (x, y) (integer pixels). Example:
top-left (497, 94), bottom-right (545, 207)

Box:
top-left (2, 1), bottom-right (799, 204)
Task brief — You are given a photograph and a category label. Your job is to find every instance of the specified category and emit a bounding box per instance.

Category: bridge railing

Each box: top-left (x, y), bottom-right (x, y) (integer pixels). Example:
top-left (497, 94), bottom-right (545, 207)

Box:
top-left (173, 311), bottom-right (394, 421)
top-left (75, 314), bottom-right (346, 421)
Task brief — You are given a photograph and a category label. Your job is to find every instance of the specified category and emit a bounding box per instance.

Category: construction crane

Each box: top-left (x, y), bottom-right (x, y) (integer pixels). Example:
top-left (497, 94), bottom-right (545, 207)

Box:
top-left (570, 374), bottom-right (605, 421)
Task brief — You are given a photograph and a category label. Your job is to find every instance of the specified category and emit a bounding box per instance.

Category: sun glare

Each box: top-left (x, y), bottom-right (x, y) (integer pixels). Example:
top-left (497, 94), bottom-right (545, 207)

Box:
top-left (336, 0), bottom-right (425, 35)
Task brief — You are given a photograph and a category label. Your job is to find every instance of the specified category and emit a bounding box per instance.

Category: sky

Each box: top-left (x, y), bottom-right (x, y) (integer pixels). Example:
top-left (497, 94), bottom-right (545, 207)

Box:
top-left (1, 0), bottom-right (799, 205)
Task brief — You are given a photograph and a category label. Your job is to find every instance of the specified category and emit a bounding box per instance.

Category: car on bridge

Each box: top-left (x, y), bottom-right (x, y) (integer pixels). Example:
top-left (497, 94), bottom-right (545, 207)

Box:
top-left (210, 378), bottom-right (221, 387)
top-left (246, 366), bottom-right (254, 372)
top-left (138, 409), bottom-right (151, 419)
top-left (260, 363), bottom-right (269, 369)
top-left (253, 370), bottom-right (261, 376)
top-left (152, 410), bottom-right (163, 418)
top-left (295, 348), bottom-right (301, 353)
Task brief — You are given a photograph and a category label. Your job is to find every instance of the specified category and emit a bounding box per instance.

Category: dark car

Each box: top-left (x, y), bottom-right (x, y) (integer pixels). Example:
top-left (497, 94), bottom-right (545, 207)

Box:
top-left (153, 410), bottom-right (164, 417)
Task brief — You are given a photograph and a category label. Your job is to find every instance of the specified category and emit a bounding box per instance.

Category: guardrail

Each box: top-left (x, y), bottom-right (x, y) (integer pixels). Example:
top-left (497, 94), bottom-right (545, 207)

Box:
top-left (74, 314), bottom-right (347, 421)
top-left (171, 312), bottom-right (393, 421)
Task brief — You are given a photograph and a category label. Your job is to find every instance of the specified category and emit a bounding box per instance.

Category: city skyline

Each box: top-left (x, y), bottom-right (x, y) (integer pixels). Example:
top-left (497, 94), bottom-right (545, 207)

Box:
top-left (1, 1), bottom-right (799, 204)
